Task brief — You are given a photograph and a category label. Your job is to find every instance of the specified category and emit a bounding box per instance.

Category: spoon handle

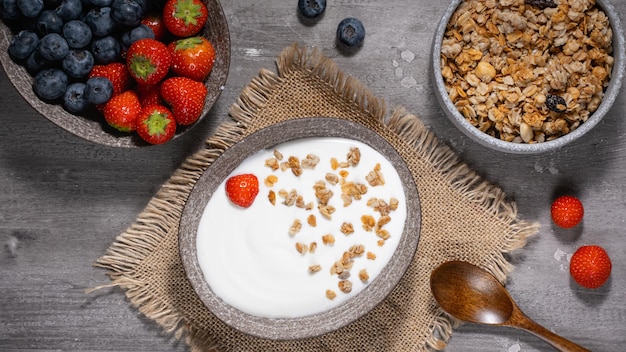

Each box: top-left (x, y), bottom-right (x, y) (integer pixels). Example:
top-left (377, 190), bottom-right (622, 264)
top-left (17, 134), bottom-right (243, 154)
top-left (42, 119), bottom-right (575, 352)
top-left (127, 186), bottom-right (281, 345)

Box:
top-left (511, 310), bottom-right (591, 352)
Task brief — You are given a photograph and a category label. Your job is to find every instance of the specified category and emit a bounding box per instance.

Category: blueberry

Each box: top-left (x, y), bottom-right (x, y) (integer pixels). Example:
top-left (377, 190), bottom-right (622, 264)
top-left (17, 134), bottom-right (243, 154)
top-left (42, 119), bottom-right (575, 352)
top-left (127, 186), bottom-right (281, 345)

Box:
top-left (526, 0), bottom-right (557, 10)
top-left (84, 76), bottom-right (113, 104)
top-left (62, 49), bottom-right (94, 78)
top-left (8, 30), bottom-right (39, 61)
top-left (2, 0), bottom-right (23, 20)
top-left (336, 17), bottom-right (365, 47)
top-left (91, 35), bottom-right (120, 63)
top-left (16, 0), bottom-right (43, 17)
top-left (120, 24), bottom-right (154, 51)
top-left (33, 68), bottom-right (68, 100)
top-left (546, 94), bottom-right (567, 113)
top-left (25, 50), bottom-right (53, 73)
top-left (36, 10), bottom-right (64, 35)
top-left (55, 0), bottom-right (82, 21)
top-left (297, 0), bottom-right (325, 19)
top-left (84, 0), bottom-right (111, 6)
top-left (63, 20), bottom-right (92, 48)
top-left (83, 6), bottom-right (116, 37)
top-left (63, 82), bottom-right (90, 113)
top-left (135, 0), bottom-right (148, 11)
top-left (111, 0), bottom-right (144, 27)
top-left (38, 33), bottom-right (70, 60)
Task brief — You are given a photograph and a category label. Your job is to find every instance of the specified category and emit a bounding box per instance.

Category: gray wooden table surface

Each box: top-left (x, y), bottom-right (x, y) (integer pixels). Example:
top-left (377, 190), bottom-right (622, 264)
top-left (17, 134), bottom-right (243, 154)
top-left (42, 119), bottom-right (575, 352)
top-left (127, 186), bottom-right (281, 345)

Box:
top-left (1, 0), bottom-right (625, 351)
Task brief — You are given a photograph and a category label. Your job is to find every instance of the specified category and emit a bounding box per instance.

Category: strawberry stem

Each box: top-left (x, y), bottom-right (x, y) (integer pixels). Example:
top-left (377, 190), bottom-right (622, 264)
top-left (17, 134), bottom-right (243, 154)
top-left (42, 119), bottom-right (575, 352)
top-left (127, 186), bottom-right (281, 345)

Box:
top-left (175, 0), bottom-right (202, 26)
top-left (175, 36), bottom-right (203, 50)
top-left (129, 55), bottom-right (156, 80)
top-left (144, 109), bottom-right (173, 135)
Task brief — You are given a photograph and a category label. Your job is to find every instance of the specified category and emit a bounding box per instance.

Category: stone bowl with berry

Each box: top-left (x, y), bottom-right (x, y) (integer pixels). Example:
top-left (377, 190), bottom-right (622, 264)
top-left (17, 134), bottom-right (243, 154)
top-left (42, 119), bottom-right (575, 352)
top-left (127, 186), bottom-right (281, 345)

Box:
top-left (431, 0), bottom-right (625, 153)
top-left (0, 0), bottom-right (230, 147)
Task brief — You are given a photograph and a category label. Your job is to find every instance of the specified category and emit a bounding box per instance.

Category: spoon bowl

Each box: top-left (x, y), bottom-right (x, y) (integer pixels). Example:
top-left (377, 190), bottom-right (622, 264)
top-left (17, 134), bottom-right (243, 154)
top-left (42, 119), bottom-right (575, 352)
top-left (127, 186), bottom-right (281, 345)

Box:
top-left (430, 261), bottom-right (590, 352)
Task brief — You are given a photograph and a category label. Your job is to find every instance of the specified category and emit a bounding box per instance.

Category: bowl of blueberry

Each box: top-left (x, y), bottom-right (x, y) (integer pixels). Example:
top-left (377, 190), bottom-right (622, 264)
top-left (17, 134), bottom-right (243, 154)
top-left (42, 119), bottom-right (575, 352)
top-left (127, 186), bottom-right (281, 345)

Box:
top-left (0, 0), bottom-right (230, 147)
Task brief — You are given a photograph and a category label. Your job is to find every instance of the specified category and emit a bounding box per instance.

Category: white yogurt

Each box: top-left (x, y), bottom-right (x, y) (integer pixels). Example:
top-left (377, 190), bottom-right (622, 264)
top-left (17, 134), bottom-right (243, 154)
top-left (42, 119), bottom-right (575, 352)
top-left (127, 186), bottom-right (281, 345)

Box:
top-left (196, 137), bottom-right (407, 318)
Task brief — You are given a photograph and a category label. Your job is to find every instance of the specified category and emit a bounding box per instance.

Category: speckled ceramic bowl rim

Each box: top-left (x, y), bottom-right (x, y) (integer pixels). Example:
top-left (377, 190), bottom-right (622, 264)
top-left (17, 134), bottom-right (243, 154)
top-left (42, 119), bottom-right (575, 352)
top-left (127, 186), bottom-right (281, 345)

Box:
top-left (179, 117), bottom-right (421, 341)
top-left (0, 0), bottom-right (231, 148)
top-left (431, 0), bottom-right (626, 154)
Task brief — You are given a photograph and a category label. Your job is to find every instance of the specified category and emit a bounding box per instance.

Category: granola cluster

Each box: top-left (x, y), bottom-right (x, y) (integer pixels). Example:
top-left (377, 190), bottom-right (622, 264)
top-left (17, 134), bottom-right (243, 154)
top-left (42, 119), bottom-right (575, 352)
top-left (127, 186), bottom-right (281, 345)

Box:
top-left (441, 0), bottom-right (614, 143)
top-left (264, 146), bottom-right (400, 300)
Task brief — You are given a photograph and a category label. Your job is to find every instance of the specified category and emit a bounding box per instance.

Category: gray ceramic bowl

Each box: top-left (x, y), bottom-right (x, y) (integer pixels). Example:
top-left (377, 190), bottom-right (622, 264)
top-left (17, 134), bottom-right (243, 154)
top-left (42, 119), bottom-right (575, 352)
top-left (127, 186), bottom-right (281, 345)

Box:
top-left (0, 0), bottom-right (230, 147)
top-left (179, 117), bottom-right (421, 340)
top-left (432, 0), bottom-right (625, 154)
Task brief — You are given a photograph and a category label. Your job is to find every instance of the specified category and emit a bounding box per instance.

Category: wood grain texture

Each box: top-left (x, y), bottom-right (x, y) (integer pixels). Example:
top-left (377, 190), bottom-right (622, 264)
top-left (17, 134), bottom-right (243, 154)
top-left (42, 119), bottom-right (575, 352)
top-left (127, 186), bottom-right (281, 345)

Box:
top-left (1, 0), bottom-right (625, 351)
top-left (431, 261), bottom-right (591, 351)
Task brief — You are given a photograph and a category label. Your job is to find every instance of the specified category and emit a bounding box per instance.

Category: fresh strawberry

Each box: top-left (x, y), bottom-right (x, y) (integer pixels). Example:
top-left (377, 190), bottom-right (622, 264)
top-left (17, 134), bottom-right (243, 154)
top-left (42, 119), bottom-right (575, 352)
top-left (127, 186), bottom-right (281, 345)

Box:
top-left (136, 83), bottom-right (163, 106)
top-left (168, 36), bottom-right (215, 81)
top-left (136, 104), bottom-right (176, 144)
top-left (141, 14), bottom-right (167, 41)
top-left (551, 195), bottom-right (584, 228)
top-left (225, 174), bottom-right (259, 208)
top-left (162, 0), bottom-right (208, 37)
top-left (89, 63), bottom-right (132, 96)
top-left (160, 76), bottom-right (207, 125)
top-left (102, 90), bottom-right (142, 132)
top-left (570, 245), bottom-right (612, 289)
top-left (126, 38), bottom-right (171, 85)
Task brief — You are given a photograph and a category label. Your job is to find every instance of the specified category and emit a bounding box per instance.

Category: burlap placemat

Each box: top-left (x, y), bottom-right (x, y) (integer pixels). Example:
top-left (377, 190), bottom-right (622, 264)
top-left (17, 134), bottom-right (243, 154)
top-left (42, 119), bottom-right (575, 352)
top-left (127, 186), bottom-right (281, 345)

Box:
top-left (92, 43), bottom-right (539, 351)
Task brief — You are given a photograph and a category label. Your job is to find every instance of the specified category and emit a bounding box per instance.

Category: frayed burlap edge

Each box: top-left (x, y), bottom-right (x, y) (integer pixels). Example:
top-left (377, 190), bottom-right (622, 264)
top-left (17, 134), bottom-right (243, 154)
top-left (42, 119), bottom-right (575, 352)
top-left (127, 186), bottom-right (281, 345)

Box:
top-left (386, 108), bottom-right (540, 349)
top-left (90, 43), bottom-right (539, 352)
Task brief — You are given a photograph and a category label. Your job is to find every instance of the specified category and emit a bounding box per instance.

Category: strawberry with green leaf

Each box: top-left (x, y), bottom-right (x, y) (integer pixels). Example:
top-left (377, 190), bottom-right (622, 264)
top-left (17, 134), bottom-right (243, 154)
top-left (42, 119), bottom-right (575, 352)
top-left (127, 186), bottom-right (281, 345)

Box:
top-left (136, 105), bottom-right (176, 144)
top-left (126, 38), bottom-right (171, 85)
top-left (168, 36), bottom-right (215, 82)
top-left (162, 0), bottom-right (208, 37)
top-left (160, 76), bottom-right (207, 125)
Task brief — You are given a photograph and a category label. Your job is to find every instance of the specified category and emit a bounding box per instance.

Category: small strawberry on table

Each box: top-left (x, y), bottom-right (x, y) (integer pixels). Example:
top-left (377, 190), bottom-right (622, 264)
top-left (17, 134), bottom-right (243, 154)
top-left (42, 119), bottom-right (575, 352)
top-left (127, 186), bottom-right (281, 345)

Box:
top-left (569, 245), bottom-right (612, 289)
top-left (551, 195), bottom-right (584, 229)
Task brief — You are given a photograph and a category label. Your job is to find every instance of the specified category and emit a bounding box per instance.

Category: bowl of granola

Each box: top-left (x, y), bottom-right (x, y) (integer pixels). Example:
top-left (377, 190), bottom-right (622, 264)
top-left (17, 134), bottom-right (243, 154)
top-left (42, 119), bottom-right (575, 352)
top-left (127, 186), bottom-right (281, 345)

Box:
top-left (432, 0), bottom-right (625, 153)
top-left (179, 117), bottom-right (421, 340)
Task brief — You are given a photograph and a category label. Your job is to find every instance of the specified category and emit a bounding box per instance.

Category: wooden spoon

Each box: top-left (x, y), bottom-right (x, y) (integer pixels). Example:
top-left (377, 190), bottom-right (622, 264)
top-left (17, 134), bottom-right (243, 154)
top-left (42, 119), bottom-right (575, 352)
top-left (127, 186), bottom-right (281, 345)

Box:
top-left (430, 261), bottom-right (590, 352)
